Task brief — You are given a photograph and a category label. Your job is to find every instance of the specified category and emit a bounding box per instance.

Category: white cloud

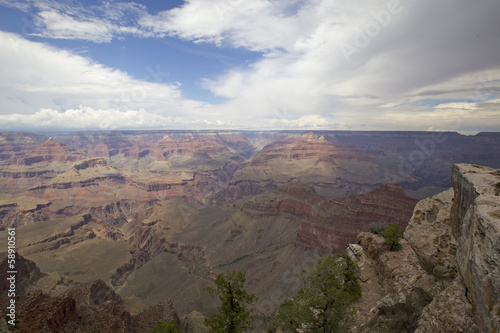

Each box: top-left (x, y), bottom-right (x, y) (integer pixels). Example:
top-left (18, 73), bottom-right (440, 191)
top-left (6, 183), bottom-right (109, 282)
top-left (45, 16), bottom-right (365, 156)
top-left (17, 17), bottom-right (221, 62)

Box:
top-left (34, 10), bottom-right (114, 42)
top-left (139, 0), bottom-right (312, 51)
top-left (0, 0), bottom-right (155, 42)
top-left (0, 31), bottom-right (209, 117)
top-left (0, 0), bottom-right (499, 132)
top-left (435, 102), bottom-right (479, 110)
top-left (0, 106), bottom-right (233, 130)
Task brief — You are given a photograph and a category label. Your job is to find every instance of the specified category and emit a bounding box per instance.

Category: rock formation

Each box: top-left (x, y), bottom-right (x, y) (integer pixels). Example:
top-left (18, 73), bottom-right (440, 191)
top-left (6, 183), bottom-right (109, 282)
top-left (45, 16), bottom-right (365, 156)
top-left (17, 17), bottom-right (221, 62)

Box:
top-left (451, 164), bottom-right (500, 332)
top-left (22, 138), bottom-right (85, 164)
top-left (0, 253), bottom-right (42, 297)
top-left (351, 163), bottom-right (500, 332)
top-left (0, 255), bottom-right (187, 332)
top-left (404, 188), bottom-right (458, 278)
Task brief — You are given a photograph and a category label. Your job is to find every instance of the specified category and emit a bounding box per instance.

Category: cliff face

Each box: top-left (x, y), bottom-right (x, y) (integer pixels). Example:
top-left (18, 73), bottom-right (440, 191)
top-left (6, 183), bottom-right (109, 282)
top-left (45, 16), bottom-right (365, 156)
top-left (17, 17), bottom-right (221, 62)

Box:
top-left (240, 182), bottom-right (417, 253)
top-left (351, 164), bottom-right (499, 332)
top-left (450, 164), bottom-right (500, 332)
top-left (21, 138), bottom-right (85, 164)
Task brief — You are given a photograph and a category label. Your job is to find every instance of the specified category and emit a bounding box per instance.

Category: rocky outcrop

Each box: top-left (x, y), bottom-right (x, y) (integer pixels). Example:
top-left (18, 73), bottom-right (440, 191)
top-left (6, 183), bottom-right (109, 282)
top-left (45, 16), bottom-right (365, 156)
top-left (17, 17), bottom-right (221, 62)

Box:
top-left (46, 296), bottom-right (77, 332)
top-left (0, 253), bottom-right (43, 297)
top-left (415, 278), bottom-right (478, 333)
top-left (0, 281), bottom-right (186, 333)
top-left (0, 203), bottom-right (51, 229)
top-left (404, 188), bottom-right (458, 278)
top-left (352, 164), bottom-right (499, 332)
top-left (450, 164), bottom-right (500, 332)
top-left (73, 157), bottom-right (108, 170)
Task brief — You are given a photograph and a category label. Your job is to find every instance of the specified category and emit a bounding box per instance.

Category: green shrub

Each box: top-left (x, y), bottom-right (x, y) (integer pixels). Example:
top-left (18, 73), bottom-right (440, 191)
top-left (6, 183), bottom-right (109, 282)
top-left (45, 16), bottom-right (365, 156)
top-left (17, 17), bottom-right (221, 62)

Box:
top-left (380, 223), bottom-right (404, 251)
top-left (268, 254), bottom-right (361, 333)
top-left (152, 319), bottom-right (181, 333)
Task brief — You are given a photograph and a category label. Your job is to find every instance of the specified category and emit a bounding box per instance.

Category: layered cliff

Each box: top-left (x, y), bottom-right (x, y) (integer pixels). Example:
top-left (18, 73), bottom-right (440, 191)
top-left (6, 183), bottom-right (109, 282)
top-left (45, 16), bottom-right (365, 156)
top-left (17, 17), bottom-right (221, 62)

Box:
top-left (350, 164), bottom-right (500, 332)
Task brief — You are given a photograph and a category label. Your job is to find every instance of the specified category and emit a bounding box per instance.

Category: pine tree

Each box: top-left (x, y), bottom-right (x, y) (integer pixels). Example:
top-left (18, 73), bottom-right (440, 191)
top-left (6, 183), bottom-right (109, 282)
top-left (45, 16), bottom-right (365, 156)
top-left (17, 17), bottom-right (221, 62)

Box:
top-left (204, 270), bottom-right (257, 333)
top-left (268, 254), bottom-right (361, 333)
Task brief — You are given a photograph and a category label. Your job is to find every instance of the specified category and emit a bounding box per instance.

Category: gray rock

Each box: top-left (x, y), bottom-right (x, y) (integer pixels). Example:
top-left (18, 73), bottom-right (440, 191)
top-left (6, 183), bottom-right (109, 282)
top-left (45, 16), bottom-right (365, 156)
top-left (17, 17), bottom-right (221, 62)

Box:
top-left (376, 292), bottom-right (409, 314)
top-left (347, 243), bottom-right (369, 269)
top-left (404, 188), bottom-right (458, 279)
top-left (451, 164), bottom-right (500, 332)
top-left (415, 277), bottom-right (478, 333)
top-left (357, 232), bottom-right (385, 260)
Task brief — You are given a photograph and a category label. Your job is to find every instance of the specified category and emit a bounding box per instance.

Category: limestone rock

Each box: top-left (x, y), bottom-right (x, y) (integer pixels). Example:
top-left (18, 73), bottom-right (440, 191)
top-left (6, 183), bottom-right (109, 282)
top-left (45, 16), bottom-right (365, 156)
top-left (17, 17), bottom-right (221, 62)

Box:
top-left (376, 292), bottom-right (409, 314)
top-left (357, 232), bottom-right (385, 260)
top-left (374, 289), bottom-right (429, 331)
top-left (415, 278), bottom-right (478, 333)
top-left (451, 164), bottom-right (500, 332)
top-left (347, 243), bottom-right (369, 269)
top-left (404, 188), bottom-right (458, 278)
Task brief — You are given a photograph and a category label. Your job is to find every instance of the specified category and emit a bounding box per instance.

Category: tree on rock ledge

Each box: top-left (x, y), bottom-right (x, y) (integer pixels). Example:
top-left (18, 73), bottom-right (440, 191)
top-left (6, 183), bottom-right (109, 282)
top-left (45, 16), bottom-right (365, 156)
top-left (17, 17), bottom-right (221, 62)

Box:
top-left (380, 222), bottom-right (404, 251)
top-left (204, 270), bottom-right (257, 333)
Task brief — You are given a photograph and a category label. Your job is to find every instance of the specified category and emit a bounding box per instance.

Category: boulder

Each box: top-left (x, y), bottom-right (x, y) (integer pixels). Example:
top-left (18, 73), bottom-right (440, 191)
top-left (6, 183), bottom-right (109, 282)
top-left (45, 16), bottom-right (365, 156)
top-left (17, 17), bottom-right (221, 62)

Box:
top-left (347, 243), bottom-right (369, 270)
top-left (357, 232), bottom-right (385, 260)
top-left (404, 188), bottom-right (458, 278)
top-left (414, 278), bottom-right (478, 333)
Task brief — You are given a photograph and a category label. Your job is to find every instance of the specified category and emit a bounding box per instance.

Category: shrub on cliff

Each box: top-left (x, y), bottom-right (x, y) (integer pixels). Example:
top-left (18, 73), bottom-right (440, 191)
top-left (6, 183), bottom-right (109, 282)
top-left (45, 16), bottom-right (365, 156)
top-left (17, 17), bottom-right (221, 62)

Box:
top-left (204, 270), bottom-right (257, 333)
top-left (152, 319), bottom-right (181, 333)
top-left (268, 253), bottom-right (361, 333)
top-left (380, 222), bottom-right (404, 251)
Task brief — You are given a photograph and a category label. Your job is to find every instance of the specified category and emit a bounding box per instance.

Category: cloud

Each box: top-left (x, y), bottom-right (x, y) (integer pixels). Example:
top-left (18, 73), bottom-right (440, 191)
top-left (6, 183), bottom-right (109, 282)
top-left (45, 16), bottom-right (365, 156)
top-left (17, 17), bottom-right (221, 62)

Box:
top-left (139, 0), bottom-right (320, 52)
top-left (0, 106), bottom-right (233, 130)
top-left (0, 31), bottom-right (208, 117)
top-left (0, 0), bottom-right (499, 132)
top-left (435, 103), bottom-right (479, 110)
top-left (194, 0), bottom-right (500, 131)
top-left (1, 0), bottom-right (154, 42)
top-left (34, 10), bottom-right (114, 42)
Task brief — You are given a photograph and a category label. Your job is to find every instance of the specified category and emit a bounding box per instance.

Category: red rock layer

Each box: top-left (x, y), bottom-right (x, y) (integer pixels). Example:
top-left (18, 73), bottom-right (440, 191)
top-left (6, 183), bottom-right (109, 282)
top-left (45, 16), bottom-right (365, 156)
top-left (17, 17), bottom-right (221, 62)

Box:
top-left (19, 138), bottom-right (84, 164)
top-left (242, 182), bottom-right (418, 253)
top-left (296, 183), bottom-right (418, 252)
top-left (258, 133), bottom-right (369, 161)
top-left (152, 136), bottom-right (229, 159)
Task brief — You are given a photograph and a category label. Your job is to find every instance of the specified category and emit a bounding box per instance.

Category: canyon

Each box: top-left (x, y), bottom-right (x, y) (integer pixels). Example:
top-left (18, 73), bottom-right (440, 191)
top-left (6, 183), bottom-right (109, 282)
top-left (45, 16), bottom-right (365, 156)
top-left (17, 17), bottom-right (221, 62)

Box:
top-left (0, 130), bottom-right (499, 332)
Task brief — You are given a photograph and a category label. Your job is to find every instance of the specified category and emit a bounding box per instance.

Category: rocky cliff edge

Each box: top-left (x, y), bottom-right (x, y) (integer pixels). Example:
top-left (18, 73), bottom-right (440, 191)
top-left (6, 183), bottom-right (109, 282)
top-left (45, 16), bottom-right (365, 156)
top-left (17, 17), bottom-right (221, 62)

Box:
top-left (349, 164), bottom-right (499, 332)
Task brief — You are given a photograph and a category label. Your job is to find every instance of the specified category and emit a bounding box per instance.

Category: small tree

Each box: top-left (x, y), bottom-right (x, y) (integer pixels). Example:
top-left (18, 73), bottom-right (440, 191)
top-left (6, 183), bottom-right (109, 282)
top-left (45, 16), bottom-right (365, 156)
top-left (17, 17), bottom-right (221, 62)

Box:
top-left (380, 222), bottom-right (404, 251)
top-left (204, 270), bottom-right (257, 333)
top-left (268, 254), bottom-right (361, 333)
top-left (152, 319), bottom-right (181, 333)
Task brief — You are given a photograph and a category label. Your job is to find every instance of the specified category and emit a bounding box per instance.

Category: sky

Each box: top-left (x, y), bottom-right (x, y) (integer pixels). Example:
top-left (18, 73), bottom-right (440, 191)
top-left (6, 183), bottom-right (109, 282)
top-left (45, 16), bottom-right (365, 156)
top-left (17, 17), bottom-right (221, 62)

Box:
top-left (0, 0), bottom-right (499, 133)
